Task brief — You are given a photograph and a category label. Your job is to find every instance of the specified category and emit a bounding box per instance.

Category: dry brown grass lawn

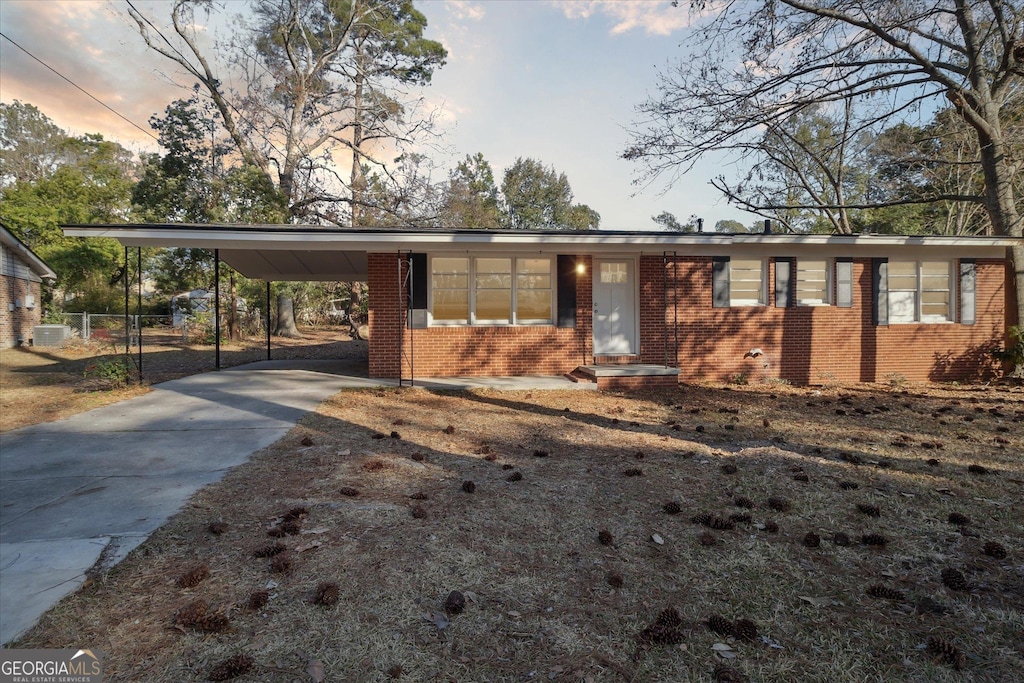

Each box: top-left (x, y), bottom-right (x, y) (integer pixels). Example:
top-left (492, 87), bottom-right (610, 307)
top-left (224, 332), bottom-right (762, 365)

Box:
top-left (11, 378), bottom-right (1024, 682)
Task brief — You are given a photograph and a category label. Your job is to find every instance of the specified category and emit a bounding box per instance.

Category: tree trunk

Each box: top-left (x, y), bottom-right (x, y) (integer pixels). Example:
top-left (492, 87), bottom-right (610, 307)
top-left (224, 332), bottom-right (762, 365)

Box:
top-left (228, 271), bottom-right (238, 341)
top-left (275, 293), bottom-right (300, 337)
top-left (347, 281), bottom-right (365, 340)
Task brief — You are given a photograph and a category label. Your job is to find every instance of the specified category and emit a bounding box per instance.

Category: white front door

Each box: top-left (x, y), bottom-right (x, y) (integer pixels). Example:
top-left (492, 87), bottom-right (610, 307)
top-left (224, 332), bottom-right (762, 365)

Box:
top-left (593, 259), bottom-right (636, 355)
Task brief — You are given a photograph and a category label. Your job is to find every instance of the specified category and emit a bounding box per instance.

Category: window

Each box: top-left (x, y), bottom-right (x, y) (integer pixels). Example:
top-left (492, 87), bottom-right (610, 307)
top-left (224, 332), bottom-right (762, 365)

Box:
top-left (430, 256), bottom-right (553, 325)
top-left (888, 260), bottom-right (951, 323)
top-left (599, 261), bottom-right (628, 284)
top-left (730, 259), bottom-right (765, 306)
top-left (796, 259), bottom-right (831, 305)
top-left (516, 258), bottom-right (553, 321)
top-left (431, 257), bottom-right (469, 322)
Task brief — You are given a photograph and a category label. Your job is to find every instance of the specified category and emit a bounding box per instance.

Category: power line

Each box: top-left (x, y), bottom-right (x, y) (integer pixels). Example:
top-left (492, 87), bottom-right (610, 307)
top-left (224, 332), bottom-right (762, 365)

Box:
top-left (0, 31), bottom-right (160, 143)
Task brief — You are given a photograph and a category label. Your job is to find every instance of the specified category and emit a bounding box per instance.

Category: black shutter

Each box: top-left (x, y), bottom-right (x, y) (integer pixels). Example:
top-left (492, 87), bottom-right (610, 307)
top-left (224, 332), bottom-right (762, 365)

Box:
top-left (960, 259), bottom-right (976, 325)
top-left (712, 257), bottom-right (730, 308)
top-left (872, 258), bottom-right (888, 326)
top-left (774, 257), bottom-right (794, 308)
top-left (407, 253), bottom-right (427, 309)
top-left (836, 258), bottom-right (853, 308)
top-left (557, 254), bottom-right (577, 328)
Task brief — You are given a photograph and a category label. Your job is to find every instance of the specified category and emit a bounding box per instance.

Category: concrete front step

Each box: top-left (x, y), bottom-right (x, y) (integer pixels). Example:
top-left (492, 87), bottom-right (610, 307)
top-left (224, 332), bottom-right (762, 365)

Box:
top-left (575, 364), bottom-right (680, 390)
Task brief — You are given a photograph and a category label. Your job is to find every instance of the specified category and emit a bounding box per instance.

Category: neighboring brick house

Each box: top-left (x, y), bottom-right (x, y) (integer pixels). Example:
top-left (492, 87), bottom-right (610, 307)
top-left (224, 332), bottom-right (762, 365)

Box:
top-left (1, 225), bottom-right (57, 348)
top-left (64, 224), bottom-right (1017, 385)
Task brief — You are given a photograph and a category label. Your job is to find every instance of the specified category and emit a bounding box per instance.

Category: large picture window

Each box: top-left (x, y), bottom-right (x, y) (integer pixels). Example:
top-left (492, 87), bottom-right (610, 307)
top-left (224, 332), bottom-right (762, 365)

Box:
top-left (430, 256), bottom-right (554, 325)
top-left (888, 260), bottom-right (951, 323)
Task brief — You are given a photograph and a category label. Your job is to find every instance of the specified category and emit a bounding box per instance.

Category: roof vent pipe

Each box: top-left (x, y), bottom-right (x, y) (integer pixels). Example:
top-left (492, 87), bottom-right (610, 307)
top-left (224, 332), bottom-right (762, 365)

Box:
top-left (696, 218), bottom-right (704, 233)
top-left (763, 219), bottom-right (772, 234)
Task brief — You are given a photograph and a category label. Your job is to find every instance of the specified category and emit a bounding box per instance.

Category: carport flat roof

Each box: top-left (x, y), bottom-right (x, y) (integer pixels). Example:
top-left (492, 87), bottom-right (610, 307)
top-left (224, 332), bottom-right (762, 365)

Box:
top-left (62, 223), bottom-right (1018, 281)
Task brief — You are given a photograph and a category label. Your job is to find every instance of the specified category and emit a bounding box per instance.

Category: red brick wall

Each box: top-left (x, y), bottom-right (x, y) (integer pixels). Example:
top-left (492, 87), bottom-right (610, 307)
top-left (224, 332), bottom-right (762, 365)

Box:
top-left (0, 276), bottom-right (43, 348)
top-left (640, 256), bottom-right (1005, 384)
top-left (368, 253), bottom-right (593, 379)
top-left (368, 252), bottom-right (1006, 384)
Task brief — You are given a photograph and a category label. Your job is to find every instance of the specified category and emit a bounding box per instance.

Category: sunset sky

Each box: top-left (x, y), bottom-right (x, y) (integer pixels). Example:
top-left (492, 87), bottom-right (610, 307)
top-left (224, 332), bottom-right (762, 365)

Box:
top-left (0, 0), bottom-right (751, 230)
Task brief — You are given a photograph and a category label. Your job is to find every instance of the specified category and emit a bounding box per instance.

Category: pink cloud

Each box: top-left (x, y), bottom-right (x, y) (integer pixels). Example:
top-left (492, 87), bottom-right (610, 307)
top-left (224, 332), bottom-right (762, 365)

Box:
top-left (551, 0), bottom-right (696, 36)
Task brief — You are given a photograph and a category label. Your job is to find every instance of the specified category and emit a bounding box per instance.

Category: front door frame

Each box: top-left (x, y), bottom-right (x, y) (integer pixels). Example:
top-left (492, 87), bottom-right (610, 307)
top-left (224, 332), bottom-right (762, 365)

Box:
top-left (591, 256), bottom-right (640, 356)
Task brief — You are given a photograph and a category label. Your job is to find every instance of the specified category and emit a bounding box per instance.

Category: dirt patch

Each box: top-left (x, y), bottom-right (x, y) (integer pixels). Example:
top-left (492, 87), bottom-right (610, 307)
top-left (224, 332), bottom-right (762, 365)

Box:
top-left (0, 327), bottom-right (366, 432)
top-left (13, 381), bottom-right (1023, 682)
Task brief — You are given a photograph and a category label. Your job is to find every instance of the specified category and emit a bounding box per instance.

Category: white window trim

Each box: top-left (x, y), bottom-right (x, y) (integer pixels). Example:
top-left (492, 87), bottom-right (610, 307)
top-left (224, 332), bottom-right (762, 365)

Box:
top-left (888, 260), bottom-right (955, 324)
top-left (730, 258), bottom-right (767, 307)
top-left (428, 254), bottom-right (556, 327)
top-left (796, 258), bottom-right (833, 306)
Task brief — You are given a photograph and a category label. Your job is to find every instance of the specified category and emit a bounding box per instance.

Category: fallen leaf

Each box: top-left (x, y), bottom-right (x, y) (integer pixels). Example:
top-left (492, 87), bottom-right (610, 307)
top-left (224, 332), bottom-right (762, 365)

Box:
top-left (306, 659), bottom-right (326, 683)
top-left (464, 591), bottom-right (478, 604)
top-left (798, 596), bottom-right (832, 607)
top-left (507, 610), bottom-right (522, 618)
top-left (423, 610), bottom-right (449, 630)
top-left (712, 643), bottom-right (734, 652)
top-left (294, 540), bottom-right (323, 553)
top-left (301, 527), bottom-right (331, 535)
top-left (651, 533), bottom-right (664, 545)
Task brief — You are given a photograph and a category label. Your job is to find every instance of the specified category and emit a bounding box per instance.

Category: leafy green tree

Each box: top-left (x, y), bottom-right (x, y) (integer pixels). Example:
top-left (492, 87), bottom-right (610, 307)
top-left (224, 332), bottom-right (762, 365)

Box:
top-left (500, 157), bottom-right (600, 230)
top-left (714, 219), bottom-right (745, 233)
top-left (442, 153), bottom-right (501, 228)
top-left (0, 100), bottom-right (66, 186)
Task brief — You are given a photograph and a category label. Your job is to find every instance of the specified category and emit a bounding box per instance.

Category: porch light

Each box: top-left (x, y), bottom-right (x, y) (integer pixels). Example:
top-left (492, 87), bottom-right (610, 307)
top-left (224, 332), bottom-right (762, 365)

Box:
top-left (576, 261), bottom-right (586, 275)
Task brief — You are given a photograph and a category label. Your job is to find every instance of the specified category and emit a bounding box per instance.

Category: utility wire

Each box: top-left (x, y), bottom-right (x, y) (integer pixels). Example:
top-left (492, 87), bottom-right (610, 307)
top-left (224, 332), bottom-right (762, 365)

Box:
top-left (0, 31), bottom-right (159, 143)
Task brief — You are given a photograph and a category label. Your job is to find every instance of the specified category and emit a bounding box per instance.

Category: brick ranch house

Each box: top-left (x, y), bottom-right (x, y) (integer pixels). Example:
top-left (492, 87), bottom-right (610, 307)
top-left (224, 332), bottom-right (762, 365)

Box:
top-left (1, 224), bottom-right (57, 348)
top-left (64, 224), bottom-right (1018, 387)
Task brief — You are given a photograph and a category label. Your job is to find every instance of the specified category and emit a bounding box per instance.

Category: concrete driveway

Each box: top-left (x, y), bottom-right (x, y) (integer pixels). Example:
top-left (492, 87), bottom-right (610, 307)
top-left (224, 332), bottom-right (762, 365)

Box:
top-left (0, 360), bottom-right (385, 645)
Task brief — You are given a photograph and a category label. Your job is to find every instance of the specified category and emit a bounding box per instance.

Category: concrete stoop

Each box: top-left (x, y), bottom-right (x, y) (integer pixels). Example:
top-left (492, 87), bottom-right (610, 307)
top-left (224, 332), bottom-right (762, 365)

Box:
top-left (574, 364), bottom-right (680, 390)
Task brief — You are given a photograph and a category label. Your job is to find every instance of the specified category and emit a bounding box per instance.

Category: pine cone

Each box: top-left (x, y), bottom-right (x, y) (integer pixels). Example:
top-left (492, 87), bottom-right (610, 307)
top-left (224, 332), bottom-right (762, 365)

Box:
top-left (705, 614), bottom-right (733, 636)
top-left (339, 486), bottom-right (360, 497)
top-left (506, 471), bottom-right (523, 482)
top-left (177, 563), bottom-right (210, 588)
top-left (866, 584), bottom-right (904, 601)
top-left (663, 501), bottom-right (682, 515)
top-left (270, 551), bottom-right (293, 574)
top-left (861, 533), bottom-right (888, 547)
top-left (411, 505), bottom-right (427, 519)
top-left (927, 636), bottom-right (966, 670)
top-left (839, 481), bottom-right (860, 490)
top-left (194, 612), bottom-right (230, 633)
top-left (607, 572), bottom-right (624, 588)
top-left (623, 467), bottom-right (643, 477)
top-left (207, 521), bottom-right (228, 535)
top-left (833, 532), bottom-right (852, 547)
top-left (734, 496), bottom-right (754, 509)
top-left (729, 512), bottom-right (752, 524)
top-left (767, 497), bottom-right (791, 513)
top-left (280, 519), bottom-right (302, 535)
top-left (710, 517), bottom-right (735, 531)
top-left (533, 449), bottom-right (548, 457)
top-left (793, 473), bottom-right (809, 482)
top-left (254, 542), bottom-right (287, 558)
top-left (698, 531), bottom-right (717, 546)
top-left (246, 590), bottom-right (269, 611)
top-left (640, 607), bottom-right (683, 645)
top-left (314, 581), bottom-right (339, 606)
top-left (967, 463), bottom-right (988, 474)
top-left (207, 653), bottom-right (254, 681)
top-left (803, 532), bottom-right (821, 548)
top-left (947, 511), bottom-right (969, 525)
top-left (283, 506), bottom-right (308, 522)
top-left (445, 590), bottom-right (466, 615)
top-left (720, 463), bottom-right (738, 475)
top-left (409, 491), bottom-right (428, 500)
top-left (598, 530), bottom-right (614, 546)
top-left (691, 512), bottom-right (713, 526)
top-left (763, 520), bottom-right (779, 533)
top-left (461, 480), bottom-right (476, 493)
top-left (732, 618), bottom-right (758, 641)
top-left (656, 607), bottom-right (682, 628)
top-left (857, 503), bottom-right (881, 517)
top-left (982, 541), bottom-right (1007, 559)
top-left (941, 567), bottom-right (968, 591)
top-left (175, 599), bottom-right (209, 628)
